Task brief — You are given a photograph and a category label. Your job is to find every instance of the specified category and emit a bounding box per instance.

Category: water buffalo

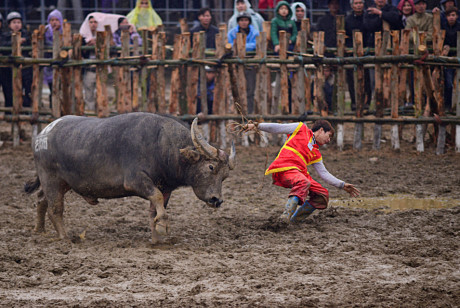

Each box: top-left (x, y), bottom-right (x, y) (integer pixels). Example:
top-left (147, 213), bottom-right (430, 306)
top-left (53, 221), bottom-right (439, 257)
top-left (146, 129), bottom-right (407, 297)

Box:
top-left (25, 113), bottom-right (236, 244)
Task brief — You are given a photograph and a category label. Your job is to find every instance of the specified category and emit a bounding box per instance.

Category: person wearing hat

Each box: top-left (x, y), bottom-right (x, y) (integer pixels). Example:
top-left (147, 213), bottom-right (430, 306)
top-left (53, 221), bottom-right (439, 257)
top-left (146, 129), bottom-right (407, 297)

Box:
top-left (290, 2), bottom-right (309, 32)
top-left (228, 0), bottom-right (265, 33)
top-left (405, 0), bottom-right (433, 41)
top-left (228, 12), bottom-right (260, 114)
top-left (0, 12), bottom-right (32, 111)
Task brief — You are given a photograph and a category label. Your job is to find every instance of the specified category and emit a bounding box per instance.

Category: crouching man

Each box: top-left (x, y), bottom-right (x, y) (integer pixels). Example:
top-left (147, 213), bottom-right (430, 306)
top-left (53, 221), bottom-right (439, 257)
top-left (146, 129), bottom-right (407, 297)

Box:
top-left (245, 120), bottom-right (360, 222)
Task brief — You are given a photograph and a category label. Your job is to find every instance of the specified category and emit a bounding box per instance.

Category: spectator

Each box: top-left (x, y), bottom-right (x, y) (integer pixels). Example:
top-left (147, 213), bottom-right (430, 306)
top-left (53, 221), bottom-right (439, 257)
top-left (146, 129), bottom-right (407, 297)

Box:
top-left (405, 0), bottom-right (433, 41)
top-left (315, 0), bottom-right (340, 49)
top-left (112, 17), bottom-right (142, 46)
top-left (228, 12), bottom-right (260, 114)
top-left (433, 0), bottom-right (460, 28)
top-left (271, 1), bottom-right (297, 53)
top-left (364, 0), bottom-right (401, 47)
top-left (43, 9), bottom-right (63, 108)
top-left (290, 2), bottom-right (308, 32)
top-left (228, 0), bottom-right (265, 33)
top-left (197, 65), bottom-right (216, 115)
top-left (1, 12), bottom-right (32, 111)
top-left (397, 0), bottom-right (415, 28)
top-left (345, 0), bottom-right (372, 110)
top-left (190, 8), bottom-right (219, 49)
top-left (127, 0), bottom-right (162, 30)
top-left (442, 6), bottom-right (460, 111)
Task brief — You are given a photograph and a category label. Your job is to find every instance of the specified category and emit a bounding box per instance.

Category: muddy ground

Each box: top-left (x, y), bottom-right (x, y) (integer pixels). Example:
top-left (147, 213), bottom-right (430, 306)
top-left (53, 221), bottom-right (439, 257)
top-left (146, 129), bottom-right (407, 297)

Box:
top-left (0, 121), bottom-right (459, 307)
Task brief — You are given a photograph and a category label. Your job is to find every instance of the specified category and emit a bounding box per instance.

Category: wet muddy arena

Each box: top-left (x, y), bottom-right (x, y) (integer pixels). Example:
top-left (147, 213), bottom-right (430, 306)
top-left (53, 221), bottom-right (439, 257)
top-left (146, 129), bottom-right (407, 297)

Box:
top-left (0, 122), bottom-right (459, 307)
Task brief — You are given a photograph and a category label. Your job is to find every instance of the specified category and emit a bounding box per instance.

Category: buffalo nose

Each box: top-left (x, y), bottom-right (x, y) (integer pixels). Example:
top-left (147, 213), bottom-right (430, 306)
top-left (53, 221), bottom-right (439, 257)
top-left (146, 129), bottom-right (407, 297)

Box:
top-left (210, 197), bottom-right (223, 208)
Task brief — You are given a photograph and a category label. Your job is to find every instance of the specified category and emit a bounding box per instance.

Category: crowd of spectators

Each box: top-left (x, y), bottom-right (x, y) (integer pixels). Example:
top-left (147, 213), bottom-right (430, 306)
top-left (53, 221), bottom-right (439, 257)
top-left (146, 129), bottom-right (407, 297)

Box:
top-left (0, 0), bottom-right (458, 115)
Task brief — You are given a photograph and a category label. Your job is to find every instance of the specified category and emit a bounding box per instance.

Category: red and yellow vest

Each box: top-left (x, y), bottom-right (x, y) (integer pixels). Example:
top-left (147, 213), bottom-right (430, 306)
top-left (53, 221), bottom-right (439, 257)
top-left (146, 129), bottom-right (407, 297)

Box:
top-left (265, 123), bottom-right (322, 175)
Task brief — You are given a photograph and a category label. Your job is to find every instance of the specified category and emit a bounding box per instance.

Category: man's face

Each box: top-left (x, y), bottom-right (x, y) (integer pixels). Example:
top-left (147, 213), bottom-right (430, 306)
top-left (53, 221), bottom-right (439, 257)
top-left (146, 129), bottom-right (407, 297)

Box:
top-left (278, 5), bottom-right (289, 17)
top-left (49, 17), bottom-right (61, 31)
top-left (414, 1), bottom-right (426, 14)
top-left (328, 0), bottom-right (340, 15)
top-left (236, 1), bottom-right (247, 12)
top-left (375, 0), bottom-right (387, 9)
top-left (198, 11), bottom-right (212, 27)
top-left (315, 128), bottom-right (333, 146)
top-left (9, 19), bottom-right (22, 32)
top-left (352, 0), bottom-right (364, 14)
top-left (238, 17), bottom-right (250, 29)
top-left (447, 11), bottom-right (458, 25)
top-left (295, 6), bottom-right (305, 20)
top-left (89, 18), bottom-right (98, 32)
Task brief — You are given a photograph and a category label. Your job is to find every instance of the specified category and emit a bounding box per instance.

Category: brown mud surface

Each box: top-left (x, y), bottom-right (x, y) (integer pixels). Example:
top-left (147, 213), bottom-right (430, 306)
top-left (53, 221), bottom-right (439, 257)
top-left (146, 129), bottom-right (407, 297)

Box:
top-left (0, 123), bottom-right (459, 307)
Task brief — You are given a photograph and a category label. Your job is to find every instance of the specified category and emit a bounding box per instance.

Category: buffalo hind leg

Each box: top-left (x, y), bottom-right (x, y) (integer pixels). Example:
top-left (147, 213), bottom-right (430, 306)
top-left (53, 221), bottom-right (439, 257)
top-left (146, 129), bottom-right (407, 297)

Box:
top-left (34, 190), bottom-right (48, 233)
top-left (44, 184), bottom-right (70, 239)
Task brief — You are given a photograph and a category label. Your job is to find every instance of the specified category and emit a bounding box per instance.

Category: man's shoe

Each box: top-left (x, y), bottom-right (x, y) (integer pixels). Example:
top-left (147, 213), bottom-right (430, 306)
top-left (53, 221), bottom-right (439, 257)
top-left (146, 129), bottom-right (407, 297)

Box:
top-left (280, 196), bottom-right (300, 221)
top-left (290, 200), bottom-right (316, 222)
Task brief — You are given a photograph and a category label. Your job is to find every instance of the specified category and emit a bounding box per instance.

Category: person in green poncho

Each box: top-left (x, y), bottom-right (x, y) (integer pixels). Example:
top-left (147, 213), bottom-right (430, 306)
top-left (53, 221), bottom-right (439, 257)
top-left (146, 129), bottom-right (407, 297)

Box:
top-left (127, 0), bottom-right (162, 30)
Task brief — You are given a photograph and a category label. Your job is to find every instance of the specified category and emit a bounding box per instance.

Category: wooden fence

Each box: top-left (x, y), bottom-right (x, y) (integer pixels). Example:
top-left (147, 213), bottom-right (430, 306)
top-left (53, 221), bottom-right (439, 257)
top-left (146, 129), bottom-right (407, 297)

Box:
top-left (0, 14), bottom-right (459, 154)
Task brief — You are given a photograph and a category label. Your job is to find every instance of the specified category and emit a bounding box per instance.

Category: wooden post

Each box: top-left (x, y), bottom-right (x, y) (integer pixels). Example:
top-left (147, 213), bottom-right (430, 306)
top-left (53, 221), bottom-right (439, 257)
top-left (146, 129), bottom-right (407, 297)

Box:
top-left (37, 26), bottom-right (45, 111)
top-left (187, 32), bottom-right (201, 114)
top-left (413, 28), bottom-right (424, 152)
top-left (117, 30), bottom-right (129, 113)
top-left (179, 18), bottom-right (189, 33)
top-left (96, 31), bottom-right (109, 117)
top-left (456, 32), bottom-right (460, 153)
top-left (399, 30), bottom-right (410, 110)
top-left (303, 19), bottom-right (312, 113)
top-left (292, 29), bottom-right (307, 115)
top-left (12, 33), bottom-right (22, 146)
top-left (73, 34), bottom-right (84, 115)
top-left (179, 33), bottom-right (191, 115)
top-left (352, 31), bottom-right (364, 151)
top-left (313, 31), bottom-right (327, 116)
top-left (140, 30), bottom-right (149, 110)
top-left (157, 32), bottom-right (166, 113)
top-left (148, 32), bottom-right (158, 113)
top-left (373, 31), bottom-right (384, 150)
top-left (236, 32), bottom-right (248, 115)
top-left (51, 31), bottom-right (61, 118)
top-left (254, 31), bottom-right (269, 146)
top-left (132, 36), bottom-right (140, 111)
top-left (61, 22), bottom-right (72, 115)
top-left (279, 31), bottom-right (289, 114)
top-left (214, 26), bottom-right (228, 149)
top-left (336, 31), bottom-right (346, 151)
top-left (198, 31), bottom-right (207, 115)
top-left (169, 34), bottom-right (181, 114)
top-left (31, 30), bottom-right (40, 123)
top-left (391, 31), bottom-right (400, 150)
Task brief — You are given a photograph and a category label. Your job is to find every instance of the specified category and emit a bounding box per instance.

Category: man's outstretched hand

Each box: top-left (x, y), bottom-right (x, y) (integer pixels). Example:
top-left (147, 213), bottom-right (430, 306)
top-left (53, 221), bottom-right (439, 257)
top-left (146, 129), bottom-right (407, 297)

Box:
top-left (344, 183), bottom-right (360, 197)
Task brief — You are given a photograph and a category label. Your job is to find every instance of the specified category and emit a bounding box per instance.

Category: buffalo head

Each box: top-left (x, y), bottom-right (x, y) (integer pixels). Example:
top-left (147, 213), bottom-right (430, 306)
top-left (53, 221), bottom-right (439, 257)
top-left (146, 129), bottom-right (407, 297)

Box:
top-left (180, 118), bottom-right (236, 208)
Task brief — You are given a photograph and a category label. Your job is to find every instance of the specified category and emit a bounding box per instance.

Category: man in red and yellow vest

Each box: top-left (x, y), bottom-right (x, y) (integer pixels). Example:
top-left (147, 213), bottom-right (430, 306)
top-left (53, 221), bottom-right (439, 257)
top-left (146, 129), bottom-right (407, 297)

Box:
top-left (245, 119), bottom-right (360, 222)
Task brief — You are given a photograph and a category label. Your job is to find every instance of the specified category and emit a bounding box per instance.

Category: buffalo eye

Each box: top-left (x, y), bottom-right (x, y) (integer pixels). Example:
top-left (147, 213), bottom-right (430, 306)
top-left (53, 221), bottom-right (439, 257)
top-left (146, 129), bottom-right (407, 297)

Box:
top-left (209, 164), bottom-right (214, 171)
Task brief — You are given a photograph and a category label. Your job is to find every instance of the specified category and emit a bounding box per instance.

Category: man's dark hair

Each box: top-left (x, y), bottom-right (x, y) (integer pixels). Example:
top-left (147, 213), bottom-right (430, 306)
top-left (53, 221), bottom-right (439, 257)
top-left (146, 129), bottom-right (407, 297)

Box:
top-left (88, 15), bottom-right (95, 21)
top-left (311, 119), bottom-right (335, 136)
top-left (445, 6), bottom-right (458, 15)
top-left (236, 0), bottom-right (246, 3)
top-left (197, 7), bottom-right (212, 17)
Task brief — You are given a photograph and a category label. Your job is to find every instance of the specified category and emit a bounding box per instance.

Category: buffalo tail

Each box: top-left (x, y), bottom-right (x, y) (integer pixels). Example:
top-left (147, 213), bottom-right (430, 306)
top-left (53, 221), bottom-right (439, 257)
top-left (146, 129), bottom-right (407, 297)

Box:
top-left (24, 177), bottom-right (41, 194)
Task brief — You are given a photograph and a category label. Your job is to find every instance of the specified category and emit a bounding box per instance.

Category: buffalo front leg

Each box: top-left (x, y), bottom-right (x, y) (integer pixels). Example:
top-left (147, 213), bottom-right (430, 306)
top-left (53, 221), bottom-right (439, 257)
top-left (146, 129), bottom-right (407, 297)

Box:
top-left (44, 185), bottom-right (69, 239)
top-left (34, 190), bottom-right (48, 233)
top-left (148, 187), bottom-right (169, 244)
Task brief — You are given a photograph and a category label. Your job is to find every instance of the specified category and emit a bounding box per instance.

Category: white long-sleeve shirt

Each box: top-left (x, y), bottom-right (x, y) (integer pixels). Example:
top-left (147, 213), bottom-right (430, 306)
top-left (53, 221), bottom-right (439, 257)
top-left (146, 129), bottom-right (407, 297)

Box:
top-left (258, 122), bottom-right (345, 189)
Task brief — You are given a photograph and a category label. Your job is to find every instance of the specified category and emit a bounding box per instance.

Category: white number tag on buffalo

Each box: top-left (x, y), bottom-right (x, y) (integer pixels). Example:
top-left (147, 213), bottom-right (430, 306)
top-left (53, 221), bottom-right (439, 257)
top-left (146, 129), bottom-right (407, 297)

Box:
top-left (34, 118), bottom-right (65, 152)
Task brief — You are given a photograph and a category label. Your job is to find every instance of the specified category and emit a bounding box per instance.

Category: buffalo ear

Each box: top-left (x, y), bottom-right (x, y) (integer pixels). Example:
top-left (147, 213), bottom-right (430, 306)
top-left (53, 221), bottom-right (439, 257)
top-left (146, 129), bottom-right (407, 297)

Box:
top-left (180, 147), bottom-right (201, 163)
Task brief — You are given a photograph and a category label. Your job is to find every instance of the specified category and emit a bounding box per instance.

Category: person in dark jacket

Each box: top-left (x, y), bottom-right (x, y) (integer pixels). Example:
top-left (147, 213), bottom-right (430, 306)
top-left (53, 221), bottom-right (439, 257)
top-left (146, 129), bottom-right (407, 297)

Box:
top-left (442, 6), bottom-right (460, 111)
top-left (364, 0), bottom-right (401, 47)
top-left (315, 0), bottom-right (341, 51)
top-left (190, 7), bottom-right (219, 49)
top-left (345, 0), bottom-right (372, 110)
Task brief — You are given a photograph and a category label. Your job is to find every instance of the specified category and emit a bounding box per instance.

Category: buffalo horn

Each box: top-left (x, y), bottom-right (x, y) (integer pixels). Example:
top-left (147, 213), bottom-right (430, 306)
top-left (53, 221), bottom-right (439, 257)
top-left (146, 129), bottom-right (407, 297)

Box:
top-left (191, 118), bottom-right (219, 159)
top-left (228, 141), bottom-right (236, 170)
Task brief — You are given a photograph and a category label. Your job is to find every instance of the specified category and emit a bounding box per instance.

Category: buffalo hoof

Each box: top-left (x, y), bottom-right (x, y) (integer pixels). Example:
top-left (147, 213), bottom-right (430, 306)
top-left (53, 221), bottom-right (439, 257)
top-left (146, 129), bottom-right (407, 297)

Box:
top-left (155, 220), bottom-right (169, 235)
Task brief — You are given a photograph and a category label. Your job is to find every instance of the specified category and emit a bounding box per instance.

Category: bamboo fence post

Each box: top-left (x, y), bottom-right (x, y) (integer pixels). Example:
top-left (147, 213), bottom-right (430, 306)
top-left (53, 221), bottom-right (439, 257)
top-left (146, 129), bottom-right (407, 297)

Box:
top-left (414, 28), bottom-right (425, 152)
top-left (31, 30), bottom-right (40, 142)
top-left (132, 36), bottom-right (140, 111)
top-left (179, 18), bottom-right (189, 33)
top-left (117, 30), bottom-right (129, 113)
top-left (279, 31), bottom-right (289, 114)
top-left (12, 33), bottom-right (22, 147)
top-left (391, 31), bottom-right (400, 150)
top-left (456, 32), bottom-right (460, 153)
top-left (96, 31), bottom-right (109, 117)
top-left (157, 32), bottom-right (167, 113)
top-left (292, 29), bottom-right (306, 115)
top-left (179, 33), bottom-right (190, 114)
top-left (254, 31), bottom-right (269, 147)
top-left (373, 31), bottom-right (384, 150)
top-left (236, 32), bottom-right (248, 115)
top-left (72, 34), bottom-right (84, 116)
top-left (336, 31), bottom-right (346, 151)
top-left (187, 32), bottom-right (201, 114)
top-left (303, 19), bottom-right (312, 112)
top-left (215, 27), bottom-right (228, 149)
top-left (198, 31), bottom-right (207, 115)
top-left (169, 34), bottom-right (181, 114)
top-left (148, 32), bottom-right (158, 112)
top-left (51, 31), bottom-right (61, 118)
top-left (352, 31), bottom-right (364, 150)
top-left (60, 22), bottom-right (72, 115)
